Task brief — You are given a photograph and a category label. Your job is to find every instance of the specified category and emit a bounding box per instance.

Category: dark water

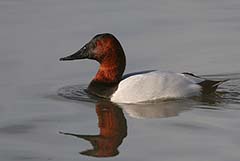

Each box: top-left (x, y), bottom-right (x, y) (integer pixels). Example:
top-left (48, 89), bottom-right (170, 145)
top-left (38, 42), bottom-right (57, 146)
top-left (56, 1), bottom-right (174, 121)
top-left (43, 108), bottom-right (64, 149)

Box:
top-left (1, 0), bottom-right (240, 161)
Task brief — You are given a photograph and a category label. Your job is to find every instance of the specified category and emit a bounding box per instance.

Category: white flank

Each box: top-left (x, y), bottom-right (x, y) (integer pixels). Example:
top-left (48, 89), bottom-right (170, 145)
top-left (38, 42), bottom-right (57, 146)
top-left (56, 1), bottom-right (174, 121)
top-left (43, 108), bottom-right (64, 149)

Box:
top-left (111, 71), bottom-right (202, 103)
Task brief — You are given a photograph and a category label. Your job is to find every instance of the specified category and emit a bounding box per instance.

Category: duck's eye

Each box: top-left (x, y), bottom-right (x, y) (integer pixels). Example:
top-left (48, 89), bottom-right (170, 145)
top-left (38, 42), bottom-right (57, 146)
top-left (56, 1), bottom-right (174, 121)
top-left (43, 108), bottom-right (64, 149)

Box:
top-left (83, 46), bottom-right (87, 50)
top-left (88, 42), bottom-right (96, 49)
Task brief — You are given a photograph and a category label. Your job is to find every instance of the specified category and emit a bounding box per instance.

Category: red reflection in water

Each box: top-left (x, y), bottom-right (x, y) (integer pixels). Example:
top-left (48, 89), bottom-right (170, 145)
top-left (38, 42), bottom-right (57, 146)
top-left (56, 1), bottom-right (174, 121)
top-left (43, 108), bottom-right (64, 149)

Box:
top-left (60, 101), bottom-right (127, 158)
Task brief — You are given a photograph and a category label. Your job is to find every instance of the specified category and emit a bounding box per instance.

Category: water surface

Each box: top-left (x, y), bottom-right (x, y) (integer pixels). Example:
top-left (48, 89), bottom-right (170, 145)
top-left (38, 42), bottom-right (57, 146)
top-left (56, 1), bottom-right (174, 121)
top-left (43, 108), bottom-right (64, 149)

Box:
top-left (1, 0), bottom-right (240, 161)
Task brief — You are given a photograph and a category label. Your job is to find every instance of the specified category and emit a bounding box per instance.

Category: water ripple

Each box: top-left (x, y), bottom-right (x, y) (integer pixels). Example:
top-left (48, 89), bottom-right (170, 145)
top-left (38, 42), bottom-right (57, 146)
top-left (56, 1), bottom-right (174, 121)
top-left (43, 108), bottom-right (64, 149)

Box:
top-left (57, 84), bottom-right (99, 103)
top-left (57, 73), bottom-right (240, 107)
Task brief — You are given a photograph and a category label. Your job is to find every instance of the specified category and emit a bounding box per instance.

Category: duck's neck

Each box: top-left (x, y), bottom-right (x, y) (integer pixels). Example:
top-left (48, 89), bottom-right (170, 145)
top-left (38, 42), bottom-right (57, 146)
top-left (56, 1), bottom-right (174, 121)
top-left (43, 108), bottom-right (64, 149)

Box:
top-left (87, 56), bottom-right (126, 98)
top-left (94, 66), bottom-right (123, 83)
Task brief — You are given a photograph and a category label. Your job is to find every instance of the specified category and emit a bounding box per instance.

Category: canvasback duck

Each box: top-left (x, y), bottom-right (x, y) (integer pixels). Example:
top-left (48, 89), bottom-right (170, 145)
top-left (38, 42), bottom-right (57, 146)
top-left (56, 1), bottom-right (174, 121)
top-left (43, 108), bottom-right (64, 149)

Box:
top-left (60, 33), bottom-right (226, 103)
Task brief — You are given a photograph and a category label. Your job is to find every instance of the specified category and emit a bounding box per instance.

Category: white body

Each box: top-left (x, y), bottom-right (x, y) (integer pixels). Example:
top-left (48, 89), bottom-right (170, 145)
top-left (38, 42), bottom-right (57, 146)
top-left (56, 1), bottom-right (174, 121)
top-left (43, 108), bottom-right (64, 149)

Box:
top-left (111, 71), bottom-right (203, 103)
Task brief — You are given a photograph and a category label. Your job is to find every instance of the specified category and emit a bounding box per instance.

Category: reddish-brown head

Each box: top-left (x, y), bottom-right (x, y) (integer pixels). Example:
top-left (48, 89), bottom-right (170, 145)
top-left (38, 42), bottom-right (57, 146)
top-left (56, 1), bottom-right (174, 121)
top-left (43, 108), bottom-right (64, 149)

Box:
top-left (60, 33), bottom-right (126, 83)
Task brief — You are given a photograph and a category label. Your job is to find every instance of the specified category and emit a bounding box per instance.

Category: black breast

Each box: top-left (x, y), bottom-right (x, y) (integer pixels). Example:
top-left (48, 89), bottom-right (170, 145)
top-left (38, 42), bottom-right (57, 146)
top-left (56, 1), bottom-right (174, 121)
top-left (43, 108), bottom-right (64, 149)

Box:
top-left (87, 81), bottom-right (119, 99)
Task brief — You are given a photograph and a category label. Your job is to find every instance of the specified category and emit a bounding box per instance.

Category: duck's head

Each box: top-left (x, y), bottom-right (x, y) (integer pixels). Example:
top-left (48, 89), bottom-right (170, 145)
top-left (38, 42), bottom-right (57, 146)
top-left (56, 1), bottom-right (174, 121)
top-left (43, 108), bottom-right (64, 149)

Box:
top-left (60, 33), bottom-right (126, 69)
top-left (60, 33), bottom-right (126, 97)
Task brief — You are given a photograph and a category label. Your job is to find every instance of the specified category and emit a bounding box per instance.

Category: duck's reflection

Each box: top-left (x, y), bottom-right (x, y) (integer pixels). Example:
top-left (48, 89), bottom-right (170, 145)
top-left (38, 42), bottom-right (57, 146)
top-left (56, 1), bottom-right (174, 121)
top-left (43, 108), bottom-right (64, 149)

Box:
top-left (120, 96), bottom-right (221, 119)
top-left (60, 101), bottom-right (127, 158)
top-left (60, 97), bottom-right (216, 158)
top-left (120, 99), bottom-right (192, 119)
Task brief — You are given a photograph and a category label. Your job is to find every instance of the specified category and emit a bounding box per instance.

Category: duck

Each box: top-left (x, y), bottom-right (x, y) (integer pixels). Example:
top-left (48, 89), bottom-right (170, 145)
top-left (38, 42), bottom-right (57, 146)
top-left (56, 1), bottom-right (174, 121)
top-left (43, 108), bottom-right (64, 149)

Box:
top-left (60, 33), bottom-right (226, 103)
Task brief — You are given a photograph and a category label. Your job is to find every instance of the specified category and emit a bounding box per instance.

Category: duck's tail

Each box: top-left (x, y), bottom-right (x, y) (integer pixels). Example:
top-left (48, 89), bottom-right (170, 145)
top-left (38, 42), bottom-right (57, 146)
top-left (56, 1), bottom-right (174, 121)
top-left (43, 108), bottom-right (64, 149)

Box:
top-left (198, 79), bottom-right (229, 94)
